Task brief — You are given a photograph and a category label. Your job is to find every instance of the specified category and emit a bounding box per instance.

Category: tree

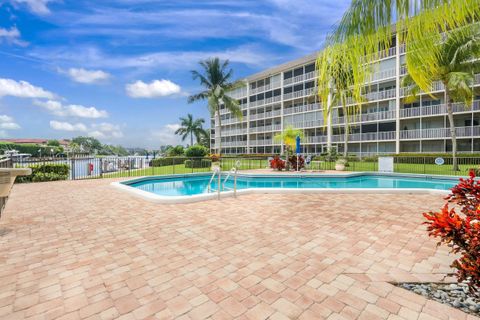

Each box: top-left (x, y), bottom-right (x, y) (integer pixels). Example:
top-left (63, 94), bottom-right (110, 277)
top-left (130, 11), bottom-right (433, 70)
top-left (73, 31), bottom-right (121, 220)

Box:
top-left (403, 24), bottom-right (480, 170)
top-left (46, 139), bottom-right (60, 147)
top-left (317, 47), bottom-right (359, 158)
top-left (318, 1), bottom-right (478, 154)
top-left (274, 126), bottom-right (304, 170)
top-left (199, 129), bottom-right (211, 149)
top-left (71, 136), bottom-right (102, 154)
top-left (188, 57), bottom-right (242, 155)
top-left (175, 114), bottom-right (206, 146)
top-left (166, 145), bottom-right (184, 157)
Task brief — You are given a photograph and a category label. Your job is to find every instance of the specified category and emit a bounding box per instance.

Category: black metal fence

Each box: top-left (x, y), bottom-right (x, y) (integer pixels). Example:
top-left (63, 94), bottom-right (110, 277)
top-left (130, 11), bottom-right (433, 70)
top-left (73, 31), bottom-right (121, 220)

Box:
top-left (11, 155), bottom-right (480, 184)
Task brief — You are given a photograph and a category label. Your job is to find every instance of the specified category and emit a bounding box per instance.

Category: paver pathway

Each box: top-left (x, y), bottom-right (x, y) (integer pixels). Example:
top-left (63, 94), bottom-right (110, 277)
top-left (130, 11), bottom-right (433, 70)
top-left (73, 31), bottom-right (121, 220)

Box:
top-left (0, 179), bottom-right (478, 319)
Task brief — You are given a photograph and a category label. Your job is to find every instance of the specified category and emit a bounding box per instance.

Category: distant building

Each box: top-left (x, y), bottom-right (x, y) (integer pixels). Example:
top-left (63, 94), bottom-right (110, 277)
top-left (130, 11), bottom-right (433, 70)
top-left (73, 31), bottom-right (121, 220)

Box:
top-left (0, 139), bottom-right (71, 147)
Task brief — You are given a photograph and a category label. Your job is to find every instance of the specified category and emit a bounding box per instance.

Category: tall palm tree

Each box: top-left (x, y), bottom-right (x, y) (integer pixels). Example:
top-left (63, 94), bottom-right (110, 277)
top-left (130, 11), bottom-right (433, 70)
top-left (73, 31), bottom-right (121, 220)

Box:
top-left (188, 58), bottom-right (242, 155)
top-left (317, 1), bottom-right (477, 138)
top-left (403, 24), bottom-right (480, 170)
top-left (174, 114), bottom-right (206, 146)
top-left (318, 47), bottom-right (358, 158)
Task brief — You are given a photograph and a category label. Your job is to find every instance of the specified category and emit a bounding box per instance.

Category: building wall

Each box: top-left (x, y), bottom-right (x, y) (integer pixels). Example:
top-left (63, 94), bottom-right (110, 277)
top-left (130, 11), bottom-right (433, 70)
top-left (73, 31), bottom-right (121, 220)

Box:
top-left (211, 37), bottom-right (480, 156)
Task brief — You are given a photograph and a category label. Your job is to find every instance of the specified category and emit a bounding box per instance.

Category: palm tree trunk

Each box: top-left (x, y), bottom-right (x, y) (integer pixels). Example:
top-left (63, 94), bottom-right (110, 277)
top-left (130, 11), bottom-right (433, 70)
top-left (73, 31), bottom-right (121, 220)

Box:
top-left (445, 87), bottom-right (459, 171)
top-left (344, 129), bottom-right (349, 157)
top-left (216, 110), bottom-right (222, 156)
top-left (190, 132), bottom-right (193, 147)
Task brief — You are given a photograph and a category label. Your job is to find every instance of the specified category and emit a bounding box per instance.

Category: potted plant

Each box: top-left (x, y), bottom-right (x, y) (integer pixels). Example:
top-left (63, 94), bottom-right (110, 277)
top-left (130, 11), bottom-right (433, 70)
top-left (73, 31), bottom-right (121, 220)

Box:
top-left (335, 158), bottom-right (348, 171)
top-left (209, 154), bottom-right (221, 171)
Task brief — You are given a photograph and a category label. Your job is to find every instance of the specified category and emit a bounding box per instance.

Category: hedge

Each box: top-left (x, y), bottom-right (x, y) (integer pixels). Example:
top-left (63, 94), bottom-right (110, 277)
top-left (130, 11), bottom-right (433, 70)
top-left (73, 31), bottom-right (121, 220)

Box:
top-left (150, 157), bottom-right (187, 167)
top-left (184, 159), bottom-right (212, 168)
top-left (16, 163), bottom-right (69, 183)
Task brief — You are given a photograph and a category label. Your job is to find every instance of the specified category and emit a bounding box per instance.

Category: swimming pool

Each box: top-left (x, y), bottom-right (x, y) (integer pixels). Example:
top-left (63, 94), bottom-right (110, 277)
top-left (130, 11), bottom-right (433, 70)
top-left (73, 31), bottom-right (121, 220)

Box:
top-left (112, 172), bottom-right (458, 203)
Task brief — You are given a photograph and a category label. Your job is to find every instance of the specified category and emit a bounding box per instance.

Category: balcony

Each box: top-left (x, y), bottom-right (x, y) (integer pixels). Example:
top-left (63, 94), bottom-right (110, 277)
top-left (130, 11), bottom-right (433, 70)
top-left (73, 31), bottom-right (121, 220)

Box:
top-left (222, 128), bottom-right (247, 136)
top-left (344, 88), bottom-right (396, 105)
top-left (400, 126), bottom-right (480, 140)
top-left (361, 47), bottom-right (397, 63)
top-left (284, 103), bottom-right (322, 115)
top-left (332, 131), bottom-right (396, 142)
top-left (250, 109), bottom-right (281, 120)
top-left (400, 100), bottom-right (480, 118)
top-left (283, 87), bottom-right (316, 101)
top-left (250, 124), bottom-right (282, 133)
top-left (368, 67), bottom-right (396, 82)
top-left (250, 139), bottom-right (274, 146)
top-left (305, 136), bottom-right (327, 143)
top-left (332, 110), bottom-right (396, 125)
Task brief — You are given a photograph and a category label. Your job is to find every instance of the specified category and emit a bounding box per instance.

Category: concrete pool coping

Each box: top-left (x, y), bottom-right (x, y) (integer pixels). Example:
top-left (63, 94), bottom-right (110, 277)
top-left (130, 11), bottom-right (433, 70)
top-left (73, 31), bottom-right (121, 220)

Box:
top-left (110, 171), bottom-right (456, 204)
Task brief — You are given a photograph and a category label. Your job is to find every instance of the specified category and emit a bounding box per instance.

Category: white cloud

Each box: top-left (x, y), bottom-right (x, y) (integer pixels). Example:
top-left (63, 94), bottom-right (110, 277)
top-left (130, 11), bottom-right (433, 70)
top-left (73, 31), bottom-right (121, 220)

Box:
top-left (149, 123), bottom-right (183, 146)
top-left (63, 68), bottom-right (111, 84)
top-left (49, 120), bottom-right (124, 140)
top-left (11, 0), bottom-right (56, 15)
top-left (34, 100), bottom-right (108, 119)
top-left (0, 115), bottom-right (20, 130)
top-left (50, 120), bottom-right (87, 132)
top-left (0, 78), bottom-right (55, 99)
top-left (0, 26), bottom-right (28, 46)
top-left (126, 79), bottom-right (181, 98)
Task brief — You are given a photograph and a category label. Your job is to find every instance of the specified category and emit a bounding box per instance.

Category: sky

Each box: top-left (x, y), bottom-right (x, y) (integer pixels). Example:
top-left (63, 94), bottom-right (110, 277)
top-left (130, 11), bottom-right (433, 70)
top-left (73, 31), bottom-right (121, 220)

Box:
top-left (0, 0), bottom-right (350, 149)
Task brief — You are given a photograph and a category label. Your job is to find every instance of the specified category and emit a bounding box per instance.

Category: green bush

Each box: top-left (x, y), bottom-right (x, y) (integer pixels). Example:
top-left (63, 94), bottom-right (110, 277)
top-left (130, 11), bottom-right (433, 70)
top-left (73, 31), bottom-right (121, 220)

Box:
top-left (184, 145), bottom-right (208, 158)
top-left (184, 159), bottom-right (212, 168)
top-left (166, 145), bottom-right (185, 157)
top-left (16, 163), bottom-right (69, 183)
top-left (150, 157), bottom-right (187, 167)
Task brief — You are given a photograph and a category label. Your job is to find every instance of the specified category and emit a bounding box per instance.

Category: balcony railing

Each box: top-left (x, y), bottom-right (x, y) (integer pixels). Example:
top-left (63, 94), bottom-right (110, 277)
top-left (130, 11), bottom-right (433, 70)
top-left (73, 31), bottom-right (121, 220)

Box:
top-left (400, 126), bottom-right (480, 140)
top-left (368, 68), bottom-right (396, 82)
top-left (284, 103), bottom-right (322, 115)
top-left (250, 139), bottom-right (274, 146)
top-left (305, 136), bottom-right (328, 143)
top-left (332, 131), bottom-right (396, 142)
top-left (400, 100), bottom-right (480, 118)
top-left (250, 109), bottom-right (282, 120)
top-left (332, 110), bottom-right (396, 125)
top-left (250, 125), bottom-right (282, 133)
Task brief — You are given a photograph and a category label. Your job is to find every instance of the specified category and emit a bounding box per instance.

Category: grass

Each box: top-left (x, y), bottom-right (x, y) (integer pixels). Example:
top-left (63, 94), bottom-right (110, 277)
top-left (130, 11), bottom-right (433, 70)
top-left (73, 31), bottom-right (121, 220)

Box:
top-left (98, 158), bottom-right (473, 180)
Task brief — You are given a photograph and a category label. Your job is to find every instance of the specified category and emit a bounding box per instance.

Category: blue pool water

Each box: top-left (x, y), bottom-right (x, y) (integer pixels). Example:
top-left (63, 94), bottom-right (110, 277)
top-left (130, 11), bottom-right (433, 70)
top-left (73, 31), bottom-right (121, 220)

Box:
top-left (126, 174), bottom-right (457, 197)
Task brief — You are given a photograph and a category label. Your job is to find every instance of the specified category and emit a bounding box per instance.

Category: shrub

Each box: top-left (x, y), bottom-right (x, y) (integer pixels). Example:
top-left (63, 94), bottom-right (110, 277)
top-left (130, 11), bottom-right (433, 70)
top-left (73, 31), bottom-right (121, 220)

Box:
top-left (16, 163), bottom-right (69, 183)
top-left (270, 155), bottom-right (285, 171)
top-left (288, 155), bottom-right (305, 171)
top-left (423, 172), bottom-right (480, 293)
top-left (150, 157), bottom-right (187, 167)
top-left (166, 145), bottom-right (184, 157)
top-left (184, 145), bottom-right (208, 158)
top-left (184, 159), bottom-right (212, 168)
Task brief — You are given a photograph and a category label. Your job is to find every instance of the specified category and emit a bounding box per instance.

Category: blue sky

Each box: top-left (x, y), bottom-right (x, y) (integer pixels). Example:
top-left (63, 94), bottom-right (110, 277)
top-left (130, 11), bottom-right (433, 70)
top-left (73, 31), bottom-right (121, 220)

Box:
top-left (0, 0), bottom-right (350, 148)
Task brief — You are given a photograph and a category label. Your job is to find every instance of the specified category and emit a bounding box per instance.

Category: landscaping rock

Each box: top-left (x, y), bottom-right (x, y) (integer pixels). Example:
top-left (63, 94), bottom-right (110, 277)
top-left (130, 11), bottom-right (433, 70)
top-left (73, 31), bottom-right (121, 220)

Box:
top-left (397, 282), bottom-right (479, 316)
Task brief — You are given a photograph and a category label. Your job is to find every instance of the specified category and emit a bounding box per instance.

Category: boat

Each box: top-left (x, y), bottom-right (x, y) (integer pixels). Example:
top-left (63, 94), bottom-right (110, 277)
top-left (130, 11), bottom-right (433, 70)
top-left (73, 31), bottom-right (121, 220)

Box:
top-left (3, 150), bottom-right (32, 160)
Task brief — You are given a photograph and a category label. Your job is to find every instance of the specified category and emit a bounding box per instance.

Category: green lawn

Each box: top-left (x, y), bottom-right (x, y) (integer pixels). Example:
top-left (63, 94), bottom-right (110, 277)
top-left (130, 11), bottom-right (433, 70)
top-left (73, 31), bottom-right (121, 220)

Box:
top-left (98, 158), bottom-right (472, 180)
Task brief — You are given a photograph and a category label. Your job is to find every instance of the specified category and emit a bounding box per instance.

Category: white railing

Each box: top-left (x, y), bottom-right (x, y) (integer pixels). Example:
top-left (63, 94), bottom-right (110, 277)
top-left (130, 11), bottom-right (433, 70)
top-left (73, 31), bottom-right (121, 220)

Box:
top-left (400, 100), bottom-right (480, 118)
top-left (250, 139), bottom-right (274, 146)
top-left (400, 126), bottom-right (480, 139)
top-left (369, 68), bottom-right (396, 82)
top-left (305, 136), bottom-right (327, 143)
top-left (332, 110), bottom-right (395, 124)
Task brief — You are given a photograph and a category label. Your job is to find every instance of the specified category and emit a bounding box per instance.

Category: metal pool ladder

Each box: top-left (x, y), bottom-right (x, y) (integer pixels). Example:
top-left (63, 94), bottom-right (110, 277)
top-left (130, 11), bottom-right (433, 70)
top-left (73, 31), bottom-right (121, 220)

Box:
top-left (207, 160), bottom-right (240, 199)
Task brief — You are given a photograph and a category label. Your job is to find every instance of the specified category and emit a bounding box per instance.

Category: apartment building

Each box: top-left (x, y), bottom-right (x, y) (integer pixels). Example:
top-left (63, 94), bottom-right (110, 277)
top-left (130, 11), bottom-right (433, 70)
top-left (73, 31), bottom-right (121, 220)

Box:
top-left (211, 36), bottom-right (480, 156)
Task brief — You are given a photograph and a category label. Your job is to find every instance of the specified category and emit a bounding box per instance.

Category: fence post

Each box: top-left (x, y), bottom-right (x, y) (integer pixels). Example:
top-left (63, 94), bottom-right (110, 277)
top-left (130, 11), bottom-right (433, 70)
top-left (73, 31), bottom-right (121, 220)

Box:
top-left (100, 158), bottom-right (103, 178)
top-left (423, 157), bottom-right (426, 174)
top-left (71, 158), bottom-right (75, 180)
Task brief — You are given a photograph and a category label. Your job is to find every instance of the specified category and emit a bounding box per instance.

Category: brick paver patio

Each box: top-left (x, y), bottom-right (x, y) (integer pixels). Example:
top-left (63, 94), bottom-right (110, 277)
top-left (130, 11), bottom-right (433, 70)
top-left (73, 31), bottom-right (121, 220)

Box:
top-left (0, 179), bottom-right (478, 319)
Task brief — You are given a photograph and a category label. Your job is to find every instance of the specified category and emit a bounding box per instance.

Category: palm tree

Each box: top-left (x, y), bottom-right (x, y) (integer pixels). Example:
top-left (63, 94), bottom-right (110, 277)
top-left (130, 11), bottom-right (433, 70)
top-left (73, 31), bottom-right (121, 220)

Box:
top-left (274, 125), bottom-right (304, 155)
top-left (403, 24), bottom-right (480, 171)
top-left (317, 1), bottom-right (477, 137)
top-left (175, 114), bottom-right (206, 146)
top-left (318, 47), bottom-right (358, 158)
top-left (188, 58), bottom-right (242, 155)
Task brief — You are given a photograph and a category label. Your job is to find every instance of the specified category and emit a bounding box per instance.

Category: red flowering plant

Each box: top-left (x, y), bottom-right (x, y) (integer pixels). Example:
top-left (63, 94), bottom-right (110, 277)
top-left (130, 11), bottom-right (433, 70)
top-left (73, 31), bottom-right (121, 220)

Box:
top-left (423, 171), bottom-right (480, 294)
top-left (269, 155), bottom-right (285, 171)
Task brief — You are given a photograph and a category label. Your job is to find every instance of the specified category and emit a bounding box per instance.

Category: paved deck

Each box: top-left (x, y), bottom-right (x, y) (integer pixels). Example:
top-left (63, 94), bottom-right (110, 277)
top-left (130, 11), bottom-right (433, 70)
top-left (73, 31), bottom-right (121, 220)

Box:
top-left (0, 179), bottom-right (477, 320)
